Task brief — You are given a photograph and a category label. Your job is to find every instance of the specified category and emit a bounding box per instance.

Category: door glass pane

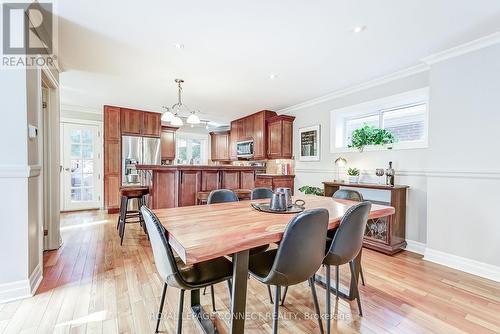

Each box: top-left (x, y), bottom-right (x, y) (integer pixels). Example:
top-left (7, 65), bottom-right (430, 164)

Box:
top-left (83, 174), bottom-right (93, 187)
top-left (71, 188), bottom-right (81, 201)
top-left (71, 173), bottom-right (82, 187)
top-left (82, 145), bottom-right (93, 159)
top-left (83, 160), bottom-right (93, 173)
top-left (71, 159), bottom-right (82, 173)
top-left (70, 130), bottom-right (81, 143)
top-left (82, 187), bottom-right (93, 201)
top-left (70, 144), bottom-right (81, 158)
top-left (81, 130), bottom-right (93, 144)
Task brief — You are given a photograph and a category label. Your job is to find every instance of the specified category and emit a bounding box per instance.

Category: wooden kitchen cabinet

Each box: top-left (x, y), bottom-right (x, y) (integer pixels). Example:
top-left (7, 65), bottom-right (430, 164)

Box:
top-left (201, 170), bottom-right (220, 191)
top-left (104, 106), bottom-right (121, 140)
top-left (240, 170), bottom-right (255, 190)
top-left (267, 115), bottom-right (295, 159)
top-left (178, 170), bottom-right (201, 207)
top-left (104, 105), bottom-right (122, 213)
top-left (210, 131), bottom-right (230, 161)
top-left (255, 174), bottom-right (295, 194)
top-left (161, 126), bottom-right (178, 161)
top-left (104, 141), bottom-right (120, 174)
top-left (229, 121), bottom-right (238, 160)
top-left (120, 108), bottom-right (143, 135)
top-left (142, 111), bottom-right (161, 137)
top-left (151, 170), bottom-right (177, 209)
top-left (221, 170), bottom-right (240, 190)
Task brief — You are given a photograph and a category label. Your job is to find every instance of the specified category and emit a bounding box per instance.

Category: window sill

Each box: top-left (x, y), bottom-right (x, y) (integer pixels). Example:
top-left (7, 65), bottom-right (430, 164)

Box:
top-left (332, 141), bottom-right (428, 153)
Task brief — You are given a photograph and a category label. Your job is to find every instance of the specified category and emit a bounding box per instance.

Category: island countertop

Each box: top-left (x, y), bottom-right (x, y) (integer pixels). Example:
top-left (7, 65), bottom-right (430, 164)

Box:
top-left (136, 164), bottom-right (266, 171)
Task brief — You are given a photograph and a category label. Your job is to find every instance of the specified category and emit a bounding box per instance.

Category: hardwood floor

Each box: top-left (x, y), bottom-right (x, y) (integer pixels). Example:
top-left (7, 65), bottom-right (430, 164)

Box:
top-left (1, 210), bottom-right (500, 334)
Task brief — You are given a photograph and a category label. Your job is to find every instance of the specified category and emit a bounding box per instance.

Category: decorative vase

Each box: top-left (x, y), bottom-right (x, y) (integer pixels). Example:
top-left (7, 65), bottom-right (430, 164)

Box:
top-left (348, 175), bottom-right (359, 183)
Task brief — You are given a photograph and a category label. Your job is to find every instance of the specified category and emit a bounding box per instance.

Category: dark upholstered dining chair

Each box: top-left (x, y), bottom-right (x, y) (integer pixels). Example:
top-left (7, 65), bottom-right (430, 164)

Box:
top-left (248, 209), bottom-right (329, 334)
top-left (332, 189), bottom-right (366, 286)
top-left (141, 206), bottom-right (233, 333)
top-left (207, 189), bottom-right (239, 203)
top-left (251, 187), bottom-right (274, 200)
top-left (323, 201), bottom-right (371, 334)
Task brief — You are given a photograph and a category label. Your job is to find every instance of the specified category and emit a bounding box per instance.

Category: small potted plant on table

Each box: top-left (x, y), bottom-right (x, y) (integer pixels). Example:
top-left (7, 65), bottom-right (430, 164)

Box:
top-left (347, 168), bottom-right (360, 183)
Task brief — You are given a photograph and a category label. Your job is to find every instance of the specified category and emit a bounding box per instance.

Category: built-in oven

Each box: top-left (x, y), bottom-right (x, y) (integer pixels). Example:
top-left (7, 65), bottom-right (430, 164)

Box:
top-left (236, 140), bottom-right (254, 159)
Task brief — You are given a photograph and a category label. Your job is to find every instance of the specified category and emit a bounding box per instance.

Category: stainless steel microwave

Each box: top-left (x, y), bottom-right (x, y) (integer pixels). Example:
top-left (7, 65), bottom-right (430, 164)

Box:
top-left (236, 140), bottom-right (254, 158)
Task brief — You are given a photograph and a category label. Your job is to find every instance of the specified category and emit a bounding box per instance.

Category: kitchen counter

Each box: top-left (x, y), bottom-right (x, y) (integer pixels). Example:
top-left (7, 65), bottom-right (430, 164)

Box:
top-left (136, 164), bottom-right (265, 171)
top-left (256, 173), bottom-right (295, 177)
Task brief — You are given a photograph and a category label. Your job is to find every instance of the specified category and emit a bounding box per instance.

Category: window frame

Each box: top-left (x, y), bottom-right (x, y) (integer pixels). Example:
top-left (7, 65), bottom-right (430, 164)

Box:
top-left (331, 88), bottom-right (429, 153)
top-left (175, 132), bottom-right (209, 165)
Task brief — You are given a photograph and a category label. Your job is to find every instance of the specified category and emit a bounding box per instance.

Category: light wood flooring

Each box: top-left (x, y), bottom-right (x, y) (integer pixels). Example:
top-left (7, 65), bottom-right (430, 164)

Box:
top-left (1, 210), bottom-right (500, 333)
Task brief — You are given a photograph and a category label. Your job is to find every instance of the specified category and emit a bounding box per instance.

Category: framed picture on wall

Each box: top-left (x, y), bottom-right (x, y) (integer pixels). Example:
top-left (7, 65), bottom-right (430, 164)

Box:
top-left (299, 125), bottom-right (320, 161)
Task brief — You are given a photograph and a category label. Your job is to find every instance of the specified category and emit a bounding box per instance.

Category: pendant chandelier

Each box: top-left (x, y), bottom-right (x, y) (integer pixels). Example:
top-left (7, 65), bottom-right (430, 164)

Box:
top-left (162, 79), bottom-right (201, 126)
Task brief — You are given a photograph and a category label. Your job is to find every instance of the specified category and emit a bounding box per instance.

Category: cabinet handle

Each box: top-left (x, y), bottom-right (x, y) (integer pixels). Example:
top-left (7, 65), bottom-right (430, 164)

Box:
top-left (180, 171), bottom-right (183, 184)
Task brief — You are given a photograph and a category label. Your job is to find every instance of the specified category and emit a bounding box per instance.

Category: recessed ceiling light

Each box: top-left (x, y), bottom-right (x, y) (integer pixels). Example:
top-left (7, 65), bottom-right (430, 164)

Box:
top-left (352, 25), bottom-right (366, 33)
top-left (269, 73), bottom-right (278, 80)
top-left (175, 43), bottom-right (184, 49)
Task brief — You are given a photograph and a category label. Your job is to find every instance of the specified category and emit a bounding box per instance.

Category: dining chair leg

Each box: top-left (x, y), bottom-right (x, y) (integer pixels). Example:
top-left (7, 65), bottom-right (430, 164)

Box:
top-left (210, 285), bottom-right (216, 312)
top-left (227, 279), bottom-right (232, 299)
top-left (272, 285), bottom-right (281, 334)
top-left (280, 286), bottom-right (288, 306)
top-left (120, 197), bottom-right (129, 246)
top-left (335, 265), bottom-right (339, 299)
top-left (267, 285), bottom-right (273, 304)
top-left (325, 265), bottom-right (331, 334)
top-left (177, 289), bottom-right (185, 334)
top-left (155, 283), bottom-right (167, 333)
top-left (349, 261), bottom-right (363, 316)
top-left (309, 277), bottom-right (324, 334)
top-left (359, 264), bottom-right (366, 286)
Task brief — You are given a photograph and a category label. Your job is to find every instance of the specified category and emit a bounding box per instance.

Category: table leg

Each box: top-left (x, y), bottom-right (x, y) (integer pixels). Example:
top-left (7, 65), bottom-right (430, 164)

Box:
top-left (230, 249), bottom-right (250, 334)
top-left (314, 248), bottom-right (363, 301)
top-left (191, 289), bottom-right (218, 334)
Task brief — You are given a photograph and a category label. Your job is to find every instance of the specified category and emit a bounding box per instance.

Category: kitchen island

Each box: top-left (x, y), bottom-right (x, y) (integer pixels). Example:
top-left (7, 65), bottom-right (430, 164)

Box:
top-left (136, 165), bottom-right (266, 208)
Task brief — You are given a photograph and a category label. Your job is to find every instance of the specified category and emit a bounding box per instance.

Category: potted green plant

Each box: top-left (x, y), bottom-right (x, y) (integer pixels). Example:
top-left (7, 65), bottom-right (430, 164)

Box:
top-left (348, 124), bottom-right (397, 152)
top-left (347, 167), bottom-right (360, 183)
top-left (298, 185), bottom-right (324, 196)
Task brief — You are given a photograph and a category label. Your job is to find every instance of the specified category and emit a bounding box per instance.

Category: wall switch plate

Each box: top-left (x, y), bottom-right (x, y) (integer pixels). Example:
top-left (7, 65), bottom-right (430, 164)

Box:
top-left (28, 124), bottom-right (38, 139)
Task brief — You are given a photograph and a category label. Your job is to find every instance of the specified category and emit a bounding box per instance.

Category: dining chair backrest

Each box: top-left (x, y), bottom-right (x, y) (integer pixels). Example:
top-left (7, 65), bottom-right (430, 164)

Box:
top-left (251, 187), bottom-right (274, 200)
top-left (207, 189), bottom-right (239, 204)
top-left (265, 208), bottom-right (329, 286)
top-left (333, 189), bottom-right (364, 202)
top-left (141, 206), bottom-right (180, 283)
top-left (326, 201), bottom-right (371, 264)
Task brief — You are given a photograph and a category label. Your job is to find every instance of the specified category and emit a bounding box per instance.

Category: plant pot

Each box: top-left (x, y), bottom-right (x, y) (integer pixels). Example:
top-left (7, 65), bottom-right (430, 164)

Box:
top-left (348, 176), bottom-right (359, 183)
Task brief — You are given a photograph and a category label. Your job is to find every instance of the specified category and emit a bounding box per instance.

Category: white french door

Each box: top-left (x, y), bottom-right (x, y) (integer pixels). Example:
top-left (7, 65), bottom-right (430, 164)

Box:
top-left (61, 122), bottom-right (102, 211)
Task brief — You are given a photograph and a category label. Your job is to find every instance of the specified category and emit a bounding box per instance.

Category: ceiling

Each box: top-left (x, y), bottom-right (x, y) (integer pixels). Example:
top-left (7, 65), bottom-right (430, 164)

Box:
top-left (57, 0), bottom-right (500, 125)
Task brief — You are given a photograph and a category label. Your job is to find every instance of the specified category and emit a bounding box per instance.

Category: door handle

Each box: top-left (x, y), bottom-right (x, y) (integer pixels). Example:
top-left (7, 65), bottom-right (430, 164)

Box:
top-left (64, 167), bottom-right (70, 172)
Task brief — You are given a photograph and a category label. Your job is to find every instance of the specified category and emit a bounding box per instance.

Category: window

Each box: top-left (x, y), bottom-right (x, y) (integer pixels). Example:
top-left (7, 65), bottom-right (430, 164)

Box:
top-left (331, 88), bottom-right (429, 152)
top-left (175, 133), bottom-right (208, 165)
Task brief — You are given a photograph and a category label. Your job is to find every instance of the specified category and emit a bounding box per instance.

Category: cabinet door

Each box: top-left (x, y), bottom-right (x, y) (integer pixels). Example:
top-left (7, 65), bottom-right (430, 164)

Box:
top-left (217, 133), bottom-right (229, 160)
top-left (243, 117), bottom-right (253, 140)
top-left (104, 140), bottom-right (120, 174)
top-left (201, 170), bottom-right (220, 191)
top-left (221, 171), bottom-right (240, 190)
top-left (282, 120), bottom-right (293, 158)
top-left (253, 112), bottom-right (265, 159)
top-left (104, 175), bottom-right (121, 209)
top-left (240, 171), bottom-right (255, 190)
top-left (121, 109), bottom-right (143, 135)
top-left (151, 171), bottom-right (177, 209)
top-left (104, 106), bottom-right (121, 140)
top-left (178, 171), bottom-right (201, 207)
top-left (236, 120), bottom-right (244, 141)
top-left (229, 122), bottom-right (238, 160)
top-left (161, 129), bottom-right (176, 160)
top-left (255, 176), bottom-right (272, 189)
top-left (143, 112), bottom-right (161, 137)
top-left (267, 120), bottom-right (282, 158)
top-left (273, 178), bottom-right (294, 194)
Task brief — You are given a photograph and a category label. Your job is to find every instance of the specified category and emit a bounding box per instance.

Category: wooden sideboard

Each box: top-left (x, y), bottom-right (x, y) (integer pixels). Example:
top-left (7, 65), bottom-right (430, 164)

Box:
top-left (323, 182), bottom-right (409, 255)
top-left (256, 174), bottom-right (295, 194)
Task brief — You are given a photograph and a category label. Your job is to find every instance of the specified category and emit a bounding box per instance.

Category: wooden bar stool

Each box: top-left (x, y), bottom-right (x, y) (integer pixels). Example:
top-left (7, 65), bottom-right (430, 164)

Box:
top-left (118, 186), bottom-right (149, 245)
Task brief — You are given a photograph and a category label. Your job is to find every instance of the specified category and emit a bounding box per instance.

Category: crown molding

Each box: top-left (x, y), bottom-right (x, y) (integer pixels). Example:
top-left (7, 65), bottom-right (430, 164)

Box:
top-left (422, 31), bottom-right (500, 65)
top-left (60, 104), bottom-right (101, 114)
top-left (278, 63), bottom-right (430, 114)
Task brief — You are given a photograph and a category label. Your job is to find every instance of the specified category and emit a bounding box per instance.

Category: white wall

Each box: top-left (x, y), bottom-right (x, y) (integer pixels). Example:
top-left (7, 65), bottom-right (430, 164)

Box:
top-left (285, 43), bottom-right (500, 280)
top-left (426, 44), bottom-right (500, 268)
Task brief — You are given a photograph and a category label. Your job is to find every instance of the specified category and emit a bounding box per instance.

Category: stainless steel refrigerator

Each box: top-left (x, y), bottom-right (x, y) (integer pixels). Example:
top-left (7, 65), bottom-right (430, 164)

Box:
top-left (122, 136), bottom-right (161, 186)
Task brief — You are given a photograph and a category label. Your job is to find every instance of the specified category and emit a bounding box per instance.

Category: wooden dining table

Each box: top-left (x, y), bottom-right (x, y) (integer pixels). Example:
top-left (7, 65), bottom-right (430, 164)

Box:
top-left (154, 194), bottom-right (395, 334)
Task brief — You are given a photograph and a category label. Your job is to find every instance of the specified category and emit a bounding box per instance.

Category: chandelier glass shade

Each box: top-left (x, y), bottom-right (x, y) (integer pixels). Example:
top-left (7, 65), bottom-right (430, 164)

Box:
top-left (162, 79), bottom-right (201, 126)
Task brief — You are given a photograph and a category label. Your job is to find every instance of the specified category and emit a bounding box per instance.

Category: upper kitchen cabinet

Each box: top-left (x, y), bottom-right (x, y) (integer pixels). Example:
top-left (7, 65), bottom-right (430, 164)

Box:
top-left (161, 126), bottom-right (178, 161)
top-left (267, 115), bottom-right (295, 159)
top-left (210, 131), bottom-right (230, 161)
top-left (229, 122), bottom-right (238, 160)
top-left (104, 106), bottom-right (121, 140)
top-left (120, 108), bottom-right (143, 135)
top-left (142, 111), bottom-right (162, 137)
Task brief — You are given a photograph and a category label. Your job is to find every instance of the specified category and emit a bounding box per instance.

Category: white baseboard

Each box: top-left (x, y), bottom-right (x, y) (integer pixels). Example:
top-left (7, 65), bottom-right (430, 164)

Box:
top-left (404, 239), bottom-right (426, 255)
top-left (424, 248), bottom-right (500, 283)
top-left (0, 264), bottom-right (42, 304)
